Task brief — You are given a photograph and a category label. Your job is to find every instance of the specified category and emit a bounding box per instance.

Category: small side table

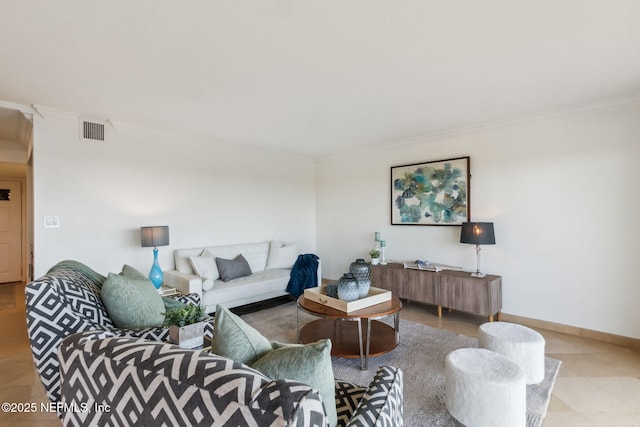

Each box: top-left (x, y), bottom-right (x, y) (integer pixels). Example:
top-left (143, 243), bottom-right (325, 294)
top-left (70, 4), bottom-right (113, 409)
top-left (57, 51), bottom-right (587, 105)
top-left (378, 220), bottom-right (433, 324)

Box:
top-left (296, 295), bottom-right (402, 370)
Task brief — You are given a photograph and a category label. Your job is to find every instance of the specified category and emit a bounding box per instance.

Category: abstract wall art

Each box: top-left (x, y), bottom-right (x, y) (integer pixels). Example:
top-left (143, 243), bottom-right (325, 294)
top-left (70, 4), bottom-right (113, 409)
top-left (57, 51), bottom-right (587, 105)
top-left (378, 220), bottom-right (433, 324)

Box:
top-left (391, 156), bottom-right (470, 225)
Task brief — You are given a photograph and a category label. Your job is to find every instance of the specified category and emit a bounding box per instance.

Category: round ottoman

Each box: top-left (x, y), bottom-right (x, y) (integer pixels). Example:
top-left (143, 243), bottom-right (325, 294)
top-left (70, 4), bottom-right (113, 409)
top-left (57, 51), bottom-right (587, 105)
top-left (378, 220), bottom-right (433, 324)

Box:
top-left (445, 348), bottom-right (526, 427)
top-left (479, 322), bottom-right (545, 384)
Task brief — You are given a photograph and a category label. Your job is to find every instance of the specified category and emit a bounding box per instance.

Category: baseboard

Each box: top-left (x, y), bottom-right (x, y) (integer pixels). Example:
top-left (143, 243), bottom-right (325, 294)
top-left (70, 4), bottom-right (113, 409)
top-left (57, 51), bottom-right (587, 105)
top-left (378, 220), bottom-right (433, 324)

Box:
top-left (500, 312), bottom-right (640, 349)
top-left (229, 295), bottom-right (293, 316)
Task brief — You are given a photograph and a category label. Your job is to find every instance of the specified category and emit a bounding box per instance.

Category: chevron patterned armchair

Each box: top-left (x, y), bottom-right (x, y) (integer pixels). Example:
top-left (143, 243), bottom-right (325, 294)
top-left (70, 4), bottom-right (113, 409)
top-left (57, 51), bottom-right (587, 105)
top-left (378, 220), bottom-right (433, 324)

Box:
top-left (57, 331), bottom-right (404, 427)
top-left (25, 260), bottom-right (215, 414)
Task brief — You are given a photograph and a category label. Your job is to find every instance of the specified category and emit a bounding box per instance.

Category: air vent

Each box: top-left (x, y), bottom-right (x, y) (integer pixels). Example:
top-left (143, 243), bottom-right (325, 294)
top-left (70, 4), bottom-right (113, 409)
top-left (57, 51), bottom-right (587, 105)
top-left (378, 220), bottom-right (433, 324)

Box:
top-left (80, 119), bottom-right (106, 142)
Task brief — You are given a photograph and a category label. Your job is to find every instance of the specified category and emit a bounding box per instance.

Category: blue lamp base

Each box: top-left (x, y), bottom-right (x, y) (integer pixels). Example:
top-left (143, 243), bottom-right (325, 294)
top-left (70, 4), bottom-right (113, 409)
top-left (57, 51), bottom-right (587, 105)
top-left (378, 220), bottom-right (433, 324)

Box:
top-left (149, 247), bottom-right (163, 289)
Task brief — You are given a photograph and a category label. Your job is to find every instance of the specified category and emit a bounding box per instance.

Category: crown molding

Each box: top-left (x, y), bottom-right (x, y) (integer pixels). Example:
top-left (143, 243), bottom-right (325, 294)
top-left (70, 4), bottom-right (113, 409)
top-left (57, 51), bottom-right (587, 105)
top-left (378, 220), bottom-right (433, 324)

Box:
top-left (325, 93), bottom-right (640, 160)
top-left (31, 105), bottom-right (79, 120)
top-left (0, 100), bottom-right (34, 116)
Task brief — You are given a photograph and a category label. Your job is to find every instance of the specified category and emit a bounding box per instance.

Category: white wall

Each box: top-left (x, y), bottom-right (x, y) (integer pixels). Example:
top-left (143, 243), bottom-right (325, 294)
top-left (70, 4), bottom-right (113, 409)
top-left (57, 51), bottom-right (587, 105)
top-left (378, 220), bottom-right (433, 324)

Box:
top-left (316, 101), bottom-right (640, 339)
top-left (0, 141), bottom-right (28, 163)
top-left (32, 114), bottom-right (317, 278)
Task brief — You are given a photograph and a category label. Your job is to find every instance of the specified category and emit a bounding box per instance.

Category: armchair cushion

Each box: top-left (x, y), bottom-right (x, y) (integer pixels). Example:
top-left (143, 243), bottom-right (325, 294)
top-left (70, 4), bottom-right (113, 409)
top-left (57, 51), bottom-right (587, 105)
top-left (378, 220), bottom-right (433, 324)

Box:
top-left (100, 272), bottom-right (165, 329)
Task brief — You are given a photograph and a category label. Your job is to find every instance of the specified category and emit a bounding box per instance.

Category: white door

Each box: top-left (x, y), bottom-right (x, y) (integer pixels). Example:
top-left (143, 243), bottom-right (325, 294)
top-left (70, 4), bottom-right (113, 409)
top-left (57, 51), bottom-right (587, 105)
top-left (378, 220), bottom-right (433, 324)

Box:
top-left (0, 180), bottom-right (22, 283)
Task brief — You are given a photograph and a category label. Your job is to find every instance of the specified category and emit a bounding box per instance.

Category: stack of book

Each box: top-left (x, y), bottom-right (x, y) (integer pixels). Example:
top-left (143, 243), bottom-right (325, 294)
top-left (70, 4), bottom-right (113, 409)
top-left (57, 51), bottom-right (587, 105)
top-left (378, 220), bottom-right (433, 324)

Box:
top-left (402, 260), bottom-right (462, 272)
top-left (158, 286), bottom-right (179, 297)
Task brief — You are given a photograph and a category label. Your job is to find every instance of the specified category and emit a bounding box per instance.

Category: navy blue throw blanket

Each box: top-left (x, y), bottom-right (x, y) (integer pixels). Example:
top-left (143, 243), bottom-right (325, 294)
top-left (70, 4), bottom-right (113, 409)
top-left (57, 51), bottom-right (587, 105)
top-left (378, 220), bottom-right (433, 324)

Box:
top-left (286, 254), bottom-right (320, 298)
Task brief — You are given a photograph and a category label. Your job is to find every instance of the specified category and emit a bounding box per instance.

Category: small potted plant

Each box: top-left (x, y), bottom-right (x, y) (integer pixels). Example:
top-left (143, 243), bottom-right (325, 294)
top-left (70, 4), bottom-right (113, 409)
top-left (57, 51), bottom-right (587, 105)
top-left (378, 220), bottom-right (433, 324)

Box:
top-left (163, 304), bottom-right (207, 348)
top-left (369, 249), bottom-right (381, 265)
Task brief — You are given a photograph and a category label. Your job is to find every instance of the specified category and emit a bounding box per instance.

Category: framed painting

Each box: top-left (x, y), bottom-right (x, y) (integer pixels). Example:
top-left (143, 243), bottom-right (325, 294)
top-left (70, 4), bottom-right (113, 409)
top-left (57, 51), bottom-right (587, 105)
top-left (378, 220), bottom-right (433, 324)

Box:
top-left (391, 156), bottom-right (470, 225)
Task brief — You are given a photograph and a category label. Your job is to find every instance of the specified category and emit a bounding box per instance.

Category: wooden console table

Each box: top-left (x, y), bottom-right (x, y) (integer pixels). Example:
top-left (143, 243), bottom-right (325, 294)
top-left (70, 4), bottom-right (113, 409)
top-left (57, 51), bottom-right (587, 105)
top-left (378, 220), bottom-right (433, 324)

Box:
top-left (371, 263), bottom-right (502, 321)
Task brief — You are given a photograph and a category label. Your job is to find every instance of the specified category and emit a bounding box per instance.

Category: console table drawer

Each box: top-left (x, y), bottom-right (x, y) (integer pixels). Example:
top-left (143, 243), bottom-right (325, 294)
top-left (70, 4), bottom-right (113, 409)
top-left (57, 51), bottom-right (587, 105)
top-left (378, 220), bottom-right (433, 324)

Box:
top-left (371, 264), bottom-right (437, 304)
top-left (438, 274), bottom-right (501, 317)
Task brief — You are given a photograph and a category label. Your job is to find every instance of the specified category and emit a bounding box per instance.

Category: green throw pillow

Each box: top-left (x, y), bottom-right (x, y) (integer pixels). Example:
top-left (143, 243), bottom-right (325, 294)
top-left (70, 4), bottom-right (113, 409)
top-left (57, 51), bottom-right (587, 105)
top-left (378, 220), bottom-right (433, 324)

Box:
top-left (211, 305), bottom-right (337, 427)
top-left (252, 340), bottom-right (337, 427)
top-left (101, 273), bottom-right (165, 329)
top-left (211, 305), bottom-right (273, 365)
top-left (162, 297), bottom-right (187, 312)
top-left (120, 264), bottom-right (149, 281)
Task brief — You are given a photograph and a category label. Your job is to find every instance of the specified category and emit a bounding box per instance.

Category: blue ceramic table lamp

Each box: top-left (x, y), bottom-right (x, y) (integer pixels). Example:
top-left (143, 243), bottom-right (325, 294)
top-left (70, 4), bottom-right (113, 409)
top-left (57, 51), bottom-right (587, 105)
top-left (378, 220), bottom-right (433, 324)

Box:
top-left (140, 225), bottom-right (170, 289)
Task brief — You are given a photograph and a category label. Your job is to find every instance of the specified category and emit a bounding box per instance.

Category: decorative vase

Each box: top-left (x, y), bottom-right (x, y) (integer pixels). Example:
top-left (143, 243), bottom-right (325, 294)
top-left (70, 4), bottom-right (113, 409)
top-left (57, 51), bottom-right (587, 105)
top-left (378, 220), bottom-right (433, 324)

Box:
top-left (337, 273), bottom-right (360, 302)
top-left (371, 258), bottom-right (380, 265)
top-left (349, 258), bottom-right (371, 298)
top-left (325, 282), bottom-right (338, 298)
top-left (149, 247), bottom-right (163, 289)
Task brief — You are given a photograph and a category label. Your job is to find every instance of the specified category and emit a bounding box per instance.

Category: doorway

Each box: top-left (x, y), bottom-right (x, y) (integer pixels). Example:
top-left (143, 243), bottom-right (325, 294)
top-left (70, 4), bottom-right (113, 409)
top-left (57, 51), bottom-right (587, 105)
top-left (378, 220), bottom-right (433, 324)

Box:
top-left (0, 105), bottom-right (33, 284)
top-left (0, 180), bottom-right (22, 282)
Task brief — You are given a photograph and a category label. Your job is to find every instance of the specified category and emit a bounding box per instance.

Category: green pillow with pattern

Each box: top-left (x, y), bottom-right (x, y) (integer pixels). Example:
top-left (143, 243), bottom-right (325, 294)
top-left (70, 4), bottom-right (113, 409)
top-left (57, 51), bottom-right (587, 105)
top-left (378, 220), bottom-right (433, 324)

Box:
top-left (101, 273), bottom-right (165, 329)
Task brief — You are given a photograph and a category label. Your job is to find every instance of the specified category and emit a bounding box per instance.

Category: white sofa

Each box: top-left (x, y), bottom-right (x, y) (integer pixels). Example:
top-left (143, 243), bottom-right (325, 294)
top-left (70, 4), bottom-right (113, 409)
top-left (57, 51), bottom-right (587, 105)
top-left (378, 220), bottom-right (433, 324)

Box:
top-left (164, 241), bottom-right (320, 313)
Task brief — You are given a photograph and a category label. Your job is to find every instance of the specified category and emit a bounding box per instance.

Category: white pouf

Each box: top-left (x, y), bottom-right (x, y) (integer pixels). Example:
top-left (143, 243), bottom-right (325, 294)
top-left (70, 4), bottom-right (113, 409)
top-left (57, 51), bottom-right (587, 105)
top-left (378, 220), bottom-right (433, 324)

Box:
top-left (445, 348), bottom-right (526, 427)
top-left (479, 322), bottom-right (546, 384)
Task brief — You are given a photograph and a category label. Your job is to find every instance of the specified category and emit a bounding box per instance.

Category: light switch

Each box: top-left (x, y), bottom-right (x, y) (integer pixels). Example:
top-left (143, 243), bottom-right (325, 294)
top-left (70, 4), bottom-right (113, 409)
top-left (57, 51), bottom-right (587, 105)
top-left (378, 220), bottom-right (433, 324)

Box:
top-left (44, 216), bottom-right (60, 228)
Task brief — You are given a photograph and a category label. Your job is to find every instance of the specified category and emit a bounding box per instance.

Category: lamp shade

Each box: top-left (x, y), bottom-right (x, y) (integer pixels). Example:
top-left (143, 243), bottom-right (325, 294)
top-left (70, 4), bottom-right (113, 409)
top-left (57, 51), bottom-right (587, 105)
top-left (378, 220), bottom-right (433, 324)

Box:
top-left (460, 222), bottom-right (495, 245)
top-left (141, 226), bottom-right (170, 247)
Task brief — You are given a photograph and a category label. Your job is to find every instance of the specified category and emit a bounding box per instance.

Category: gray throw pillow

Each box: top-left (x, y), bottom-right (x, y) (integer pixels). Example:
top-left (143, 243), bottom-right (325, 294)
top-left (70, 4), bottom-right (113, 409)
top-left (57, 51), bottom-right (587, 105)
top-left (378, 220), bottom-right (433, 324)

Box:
top-left (101, 273), bottom-right (165, 329)
top-left (215, 254), bottom-right (252, 282)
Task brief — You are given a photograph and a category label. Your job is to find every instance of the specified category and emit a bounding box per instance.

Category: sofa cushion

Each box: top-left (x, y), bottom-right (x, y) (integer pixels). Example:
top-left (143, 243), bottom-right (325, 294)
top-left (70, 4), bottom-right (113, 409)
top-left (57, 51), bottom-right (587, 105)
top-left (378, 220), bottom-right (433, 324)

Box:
top-left (266, 240), bottom-right (298, 270)
top-left (211, 305), bottom-right (337, 427)
top-left (215, 254), bottom-right (252, 282)
top-left (201, 269), bottom-right (290, 312)
top-left (101, 273), bottom-right (165, 329)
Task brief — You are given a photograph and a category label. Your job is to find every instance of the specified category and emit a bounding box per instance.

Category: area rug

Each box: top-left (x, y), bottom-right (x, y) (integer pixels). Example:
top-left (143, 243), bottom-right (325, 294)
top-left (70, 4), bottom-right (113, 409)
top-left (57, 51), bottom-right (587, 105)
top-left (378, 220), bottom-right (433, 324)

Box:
top-left (241, 301), bottom-right (561, 427)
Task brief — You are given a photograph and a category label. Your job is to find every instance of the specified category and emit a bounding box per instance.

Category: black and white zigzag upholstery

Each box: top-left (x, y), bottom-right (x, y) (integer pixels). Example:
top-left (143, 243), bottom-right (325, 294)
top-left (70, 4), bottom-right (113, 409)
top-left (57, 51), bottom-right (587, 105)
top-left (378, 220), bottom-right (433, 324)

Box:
top-left (335, 380), bottom-right (367, 426)
top-left (25, 261), bottom-right (214, 412)
top-left (58, 333), bottom-right (327, 427)
top-left (343, 366), bottom-right (404, 427)
top-left (58, 332), bottom-right (404, 427)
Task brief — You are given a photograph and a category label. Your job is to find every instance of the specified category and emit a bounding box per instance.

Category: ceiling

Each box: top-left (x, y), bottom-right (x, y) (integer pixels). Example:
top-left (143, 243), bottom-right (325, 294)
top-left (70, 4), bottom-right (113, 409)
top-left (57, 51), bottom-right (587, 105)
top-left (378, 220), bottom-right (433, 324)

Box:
top-left (1, 1), bottom-right (640, 159)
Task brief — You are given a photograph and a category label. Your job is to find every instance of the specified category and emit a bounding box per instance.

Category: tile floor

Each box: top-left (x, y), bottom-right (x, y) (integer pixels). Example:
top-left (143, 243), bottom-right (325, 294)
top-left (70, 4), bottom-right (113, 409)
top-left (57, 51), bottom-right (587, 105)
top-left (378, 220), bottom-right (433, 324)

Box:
top-left (0, 282), bottom-right (59, 426)
top-left (401, 304), bottom-right (640, 426)
top-left (1, 282), bottom-right (639, 426)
